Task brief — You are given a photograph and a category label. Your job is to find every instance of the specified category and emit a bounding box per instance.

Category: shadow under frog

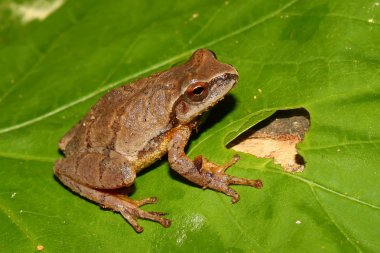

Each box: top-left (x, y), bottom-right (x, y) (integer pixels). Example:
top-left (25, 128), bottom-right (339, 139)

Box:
top-left (53, 49), bottom-right (262, 233)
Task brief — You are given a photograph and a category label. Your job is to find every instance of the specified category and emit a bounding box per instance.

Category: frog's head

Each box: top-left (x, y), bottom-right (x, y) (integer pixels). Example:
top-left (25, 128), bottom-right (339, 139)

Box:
top-left (174, 48), bottom-right (239, 124)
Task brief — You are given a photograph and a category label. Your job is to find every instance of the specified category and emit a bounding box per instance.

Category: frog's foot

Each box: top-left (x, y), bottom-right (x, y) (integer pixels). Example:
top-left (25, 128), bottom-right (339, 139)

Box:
top-left (57, 175), bottom-right (171, 233)
top-left (114, 197), bottom-right (171, 233)
top-left (195, 154), bottom-right (263, 203)
top-left (118, 195), bottom-right (158, 207)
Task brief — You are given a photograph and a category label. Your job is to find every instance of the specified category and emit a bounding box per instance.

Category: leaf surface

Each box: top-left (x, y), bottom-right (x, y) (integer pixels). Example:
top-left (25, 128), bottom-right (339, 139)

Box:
top-left (1, 0), bottom-right (379, 252)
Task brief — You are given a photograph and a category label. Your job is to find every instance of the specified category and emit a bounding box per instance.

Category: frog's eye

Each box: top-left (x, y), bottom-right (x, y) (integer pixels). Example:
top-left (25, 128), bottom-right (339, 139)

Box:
top-left (186, 82), bottom-right (209, 102)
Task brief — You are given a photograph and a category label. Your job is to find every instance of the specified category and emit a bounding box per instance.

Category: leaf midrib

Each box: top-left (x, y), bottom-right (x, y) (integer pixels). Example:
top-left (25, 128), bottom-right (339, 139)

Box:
top-left (0, 0), bottom-right (299, 135)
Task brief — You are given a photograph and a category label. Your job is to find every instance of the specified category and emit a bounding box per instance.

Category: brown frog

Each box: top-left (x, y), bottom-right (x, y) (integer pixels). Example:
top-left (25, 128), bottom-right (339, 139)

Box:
top-left (54, 49), bottom-right (263, 232)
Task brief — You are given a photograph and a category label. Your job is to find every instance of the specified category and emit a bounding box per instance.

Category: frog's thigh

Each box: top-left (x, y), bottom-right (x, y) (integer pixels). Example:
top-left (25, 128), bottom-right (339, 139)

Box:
top-left (54, 151), bottom-right (135, 189)
top-left (59, 123), bottom-right (81, 151)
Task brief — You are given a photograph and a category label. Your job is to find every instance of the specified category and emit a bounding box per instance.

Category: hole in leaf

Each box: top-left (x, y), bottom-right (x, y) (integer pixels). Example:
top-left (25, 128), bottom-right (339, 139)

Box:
top-left (228, 108), bottom-right (310, 172)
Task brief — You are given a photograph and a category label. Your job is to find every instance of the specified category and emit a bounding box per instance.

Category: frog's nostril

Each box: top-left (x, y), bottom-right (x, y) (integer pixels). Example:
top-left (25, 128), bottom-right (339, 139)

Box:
top-left (227, 73), bottom-right (239, 81)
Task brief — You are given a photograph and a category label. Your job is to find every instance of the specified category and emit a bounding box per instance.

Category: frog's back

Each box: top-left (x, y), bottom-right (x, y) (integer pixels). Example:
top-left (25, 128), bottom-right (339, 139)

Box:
top-left (63, 75), bottom-right (180, 161)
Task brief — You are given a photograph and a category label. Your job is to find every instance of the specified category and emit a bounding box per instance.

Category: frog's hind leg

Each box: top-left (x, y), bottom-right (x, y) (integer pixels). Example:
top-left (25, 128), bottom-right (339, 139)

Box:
top-left (56, 174), bottom-right (170, 232)
top-left (54, 152), bottom-right (171, 232)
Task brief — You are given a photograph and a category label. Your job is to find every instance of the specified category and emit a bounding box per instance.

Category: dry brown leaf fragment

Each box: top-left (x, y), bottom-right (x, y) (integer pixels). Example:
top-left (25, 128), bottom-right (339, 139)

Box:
top-left (230, 109), bottom-right (309, 172)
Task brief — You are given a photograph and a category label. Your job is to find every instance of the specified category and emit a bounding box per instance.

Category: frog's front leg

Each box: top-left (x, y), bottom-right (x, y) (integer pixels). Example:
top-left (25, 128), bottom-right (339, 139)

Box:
top-left (168, 126), bottom-right (263, 203)
top-left (54, 151), bottom-right (170, 232)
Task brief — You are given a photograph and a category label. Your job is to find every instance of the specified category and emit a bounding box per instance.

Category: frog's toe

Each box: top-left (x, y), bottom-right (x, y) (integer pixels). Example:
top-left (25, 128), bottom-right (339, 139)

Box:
top-left (224, 187), bottom-right (240, 204)
top-left (205, 174), bottom-right (262, 203)
top-left (120, 210), bottom-right (144, 233)
top-left (197, 154), bottom-right (240, 174)
top-left (125, 196), bottom-right (157, 207)
top-left (116, 195), bottom-right (171, 231)
top-left (140, 210), bottom-right (171, 227)
top-left (134, 209), bottom-right (171, 227)
top-left (120, 206), bottom-right (171, 232)
top-left (148, 211), bottom-right (168, 216)
top-left (227, 175), bottom-right (263, 189)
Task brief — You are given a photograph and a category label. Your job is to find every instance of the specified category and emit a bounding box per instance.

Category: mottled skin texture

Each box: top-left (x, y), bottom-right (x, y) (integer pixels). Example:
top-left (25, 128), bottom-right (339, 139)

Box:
top-left (54, 49), bottom-right (263, 232)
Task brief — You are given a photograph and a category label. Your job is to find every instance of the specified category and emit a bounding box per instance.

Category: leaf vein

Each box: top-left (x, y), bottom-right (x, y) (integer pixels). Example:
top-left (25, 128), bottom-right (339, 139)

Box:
top-left (0, 152), bottom-right (55, 163)
top-left (267, 168), bottom-right (380, 210)
top-left (0, 5), bottom-right (94, 104)
top-left (0, 0), bottom-right (299, 134)
top-left (188, 4), bottom-right (224, 44)
top-left (0, 198), bottom-right (37, 249)
top-left (216, 194), bottom-right (264, 253)
top-left (301, 140), bottom-right (380, 151)
top-left (310, 186), bottom-right (363, 252)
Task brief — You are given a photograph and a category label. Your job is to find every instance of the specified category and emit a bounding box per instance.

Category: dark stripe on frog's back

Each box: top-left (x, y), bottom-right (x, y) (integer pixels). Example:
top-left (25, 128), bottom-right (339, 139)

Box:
top-left (86, 87), bottom-right (127, 150)
top-left (113, 81), bottom-right (178, 160)
top-left (65, 72), bottom-right (180, 159)
top-left (62, 86), bottom-right (134, 154)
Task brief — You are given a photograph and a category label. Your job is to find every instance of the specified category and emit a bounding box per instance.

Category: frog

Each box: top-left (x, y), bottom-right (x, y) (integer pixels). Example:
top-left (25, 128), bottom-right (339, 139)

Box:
top-left (54, 48), bottom-right (263, 233)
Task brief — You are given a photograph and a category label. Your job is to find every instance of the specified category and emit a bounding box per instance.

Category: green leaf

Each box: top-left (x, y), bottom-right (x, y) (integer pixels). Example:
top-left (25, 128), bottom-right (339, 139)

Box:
top-left (1, 0), bottom-right (379, 252)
